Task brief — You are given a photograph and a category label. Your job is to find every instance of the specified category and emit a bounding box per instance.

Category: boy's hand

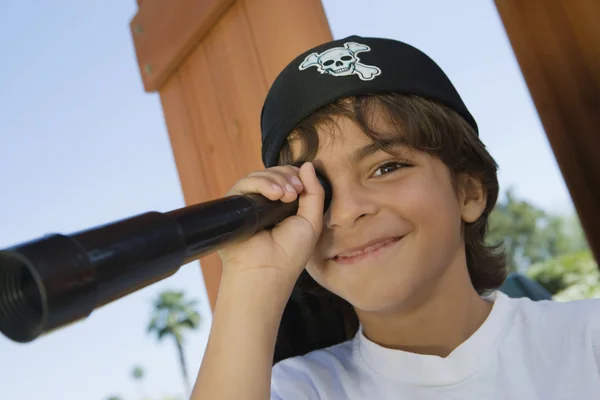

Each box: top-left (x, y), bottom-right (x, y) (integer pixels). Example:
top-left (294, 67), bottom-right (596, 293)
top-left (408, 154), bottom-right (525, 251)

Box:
top-left (217, 162), bottom-right (325, 286)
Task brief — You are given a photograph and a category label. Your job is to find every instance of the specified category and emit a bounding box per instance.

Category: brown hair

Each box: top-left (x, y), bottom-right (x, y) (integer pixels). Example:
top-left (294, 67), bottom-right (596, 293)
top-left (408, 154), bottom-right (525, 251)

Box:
top-left (272, 93), bottom-right (507, 361)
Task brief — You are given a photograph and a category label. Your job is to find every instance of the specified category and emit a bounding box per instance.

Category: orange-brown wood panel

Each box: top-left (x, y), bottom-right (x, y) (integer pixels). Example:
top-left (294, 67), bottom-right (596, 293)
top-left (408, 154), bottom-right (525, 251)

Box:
top-left (159, 73), bottom-right (224, 311)
top-left (130, 0), bottom-right (236, 92)
top-left (132, 0), bottom-right (334, 310)
top-left (161, 72), bottom-right (226, 311)
top-left (203, 1), bottom-right (269, 177)
top-left (159, 74), bottom-right (211, 205)
top-left (179, 44), bottom-right (241, 199)
top-left (243, 0), bottom-right (333, 85)
top-left (494, 0), bottom-right (600, 263)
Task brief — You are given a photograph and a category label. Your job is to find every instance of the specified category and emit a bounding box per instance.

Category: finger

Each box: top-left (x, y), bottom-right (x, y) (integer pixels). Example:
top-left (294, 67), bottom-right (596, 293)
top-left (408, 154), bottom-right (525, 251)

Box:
top-left (250, 164), bottom-right (300, 178)
top-left (248, 171), bottom-right (303, 203)
top-left (295, 162), bottom-right (325, 234)
top-left (251, 166), bottom-right (303, 190)
top-left (227, 175), bottom-right (287, 201)
top-left (268, 163), bottom-right (324, 267)
top-left (278, 165), bottom-right (304, 191)
top-left (249, 170), bottom-right (303, 192)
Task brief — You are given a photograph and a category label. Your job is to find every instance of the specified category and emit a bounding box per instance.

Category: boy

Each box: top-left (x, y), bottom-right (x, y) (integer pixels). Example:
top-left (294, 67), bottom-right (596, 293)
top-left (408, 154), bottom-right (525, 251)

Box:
top-left (190, 36), bottom-right (600, 399)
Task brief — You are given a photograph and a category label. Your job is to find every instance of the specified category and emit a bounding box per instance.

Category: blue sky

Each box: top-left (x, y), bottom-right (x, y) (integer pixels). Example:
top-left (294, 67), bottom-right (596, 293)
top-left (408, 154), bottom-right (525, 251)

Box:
top-left (0, 1), bottom-right (575, 399)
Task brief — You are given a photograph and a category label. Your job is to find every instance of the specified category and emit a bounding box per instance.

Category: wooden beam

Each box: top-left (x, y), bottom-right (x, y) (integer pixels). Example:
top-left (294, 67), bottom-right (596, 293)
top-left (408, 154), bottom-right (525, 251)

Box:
top-left (494, 0), bottom-right (600, 263)
top-left (130, 0), bottom-right (235, 92)
top-left (131, 0), bottom-right (332, 310)
top-left (243, 0), bottom-right (333, 86)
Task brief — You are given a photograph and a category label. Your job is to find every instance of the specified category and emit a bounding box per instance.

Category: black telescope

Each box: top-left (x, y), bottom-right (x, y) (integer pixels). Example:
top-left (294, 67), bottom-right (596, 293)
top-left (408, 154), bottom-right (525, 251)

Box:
top-left (0, 176), bottom-right (332, 344)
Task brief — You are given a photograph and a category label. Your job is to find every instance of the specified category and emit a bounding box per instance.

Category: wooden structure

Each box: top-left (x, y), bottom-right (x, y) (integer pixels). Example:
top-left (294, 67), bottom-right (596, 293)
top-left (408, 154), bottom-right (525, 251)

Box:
top-left (129, 0), bottom-right (332, 310)
top-left (129, 0), bottom-right (600, 311)
top-left (494, 0), bottom-right (600, 263)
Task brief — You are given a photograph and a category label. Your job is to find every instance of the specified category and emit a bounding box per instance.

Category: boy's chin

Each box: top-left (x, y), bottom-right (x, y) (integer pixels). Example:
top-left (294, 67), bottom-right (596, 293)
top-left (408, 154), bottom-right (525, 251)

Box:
top-left (341, 278), bottom-right (435, 315)
top-left (349, 294), bottom-right (418, 315)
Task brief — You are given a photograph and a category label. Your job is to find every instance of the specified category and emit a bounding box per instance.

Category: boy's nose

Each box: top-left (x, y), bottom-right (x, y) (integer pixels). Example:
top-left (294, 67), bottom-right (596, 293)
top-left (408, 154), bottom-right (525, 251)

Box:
top-left (325, 190), bottom-right (378, 230)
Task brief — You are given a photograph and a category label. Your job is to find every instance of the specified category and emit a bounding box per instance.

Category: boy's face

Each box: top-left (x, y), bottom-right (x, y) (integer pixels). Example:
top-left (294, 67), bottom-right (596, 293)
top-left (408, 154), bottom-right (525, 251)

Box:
top-left (290, 112), bottom-right (486, 314)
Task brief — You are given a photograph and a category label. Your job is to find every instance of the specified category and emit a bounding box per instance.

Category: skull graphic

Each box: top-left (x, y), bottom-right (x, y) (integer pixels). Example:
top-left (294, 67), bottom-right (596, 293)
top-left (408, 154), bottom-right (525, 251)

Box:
top-left (299, 42), bottom-right (381, 81)
top-left (317, 47), bottom-right (357, 76)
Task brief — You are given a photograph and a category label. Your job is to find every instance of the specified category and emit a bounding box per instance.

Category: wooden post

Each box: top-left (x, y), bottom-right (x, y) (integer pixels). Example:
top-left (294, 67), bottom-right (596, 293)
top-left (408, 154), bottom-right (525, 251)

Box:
top-left (494, 0), bottom-right (600, 264)
top-left (129, 0), bottom-right (332, 310)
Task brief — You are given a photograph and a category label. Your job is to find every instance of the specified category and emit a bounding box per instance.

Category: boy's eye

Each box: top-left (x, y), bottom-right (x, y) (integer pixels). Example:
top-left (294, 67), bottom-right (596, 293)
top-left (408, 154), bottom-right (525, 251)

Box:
top-left (372, 162), bottom-right (409, 177)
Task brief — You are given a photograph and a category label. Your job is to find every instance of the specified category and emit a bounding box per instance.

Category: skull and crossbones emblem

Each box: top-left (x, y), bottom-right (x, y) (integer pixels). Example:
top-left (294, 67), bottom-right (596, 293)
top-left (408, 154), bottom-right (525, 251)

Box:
top-left (298, 42), bottom-right (381, 81)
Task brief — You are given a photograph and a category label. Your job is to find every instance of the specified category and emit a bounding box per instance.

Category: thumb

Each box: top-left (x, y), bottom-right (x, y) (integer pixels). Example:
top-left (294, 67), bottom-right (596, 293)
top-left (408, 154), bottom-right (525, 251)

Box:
top-left (270, 162), bottom-right (325, 264)
top-left (295, 162), bottom-right (325, 235)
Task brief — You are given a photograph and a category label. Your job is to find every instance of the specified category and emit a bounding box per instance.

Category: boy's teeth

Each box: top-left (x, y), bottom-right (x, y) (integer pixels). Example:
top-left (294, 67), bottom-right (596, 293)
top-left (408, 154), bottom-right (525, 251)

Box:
top-left (336, 239), bottom-right (394, 259)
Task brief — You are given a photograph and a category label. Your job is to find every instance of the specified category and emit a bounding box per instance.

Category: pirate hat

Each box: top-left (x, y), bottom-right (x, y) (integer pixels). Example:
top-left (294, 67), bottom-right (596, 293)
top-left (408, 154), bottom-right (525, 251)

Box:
top-left (261, 35), bottom-right (477, 168)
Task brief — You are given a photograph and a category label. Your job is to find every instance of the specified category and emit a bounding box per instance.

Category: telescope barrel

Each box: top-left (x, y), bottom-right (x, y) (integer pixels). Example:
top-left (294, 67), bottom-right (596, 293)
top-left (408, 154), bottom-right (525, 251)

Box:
top-left (0, 193), bottom-right (299, 343)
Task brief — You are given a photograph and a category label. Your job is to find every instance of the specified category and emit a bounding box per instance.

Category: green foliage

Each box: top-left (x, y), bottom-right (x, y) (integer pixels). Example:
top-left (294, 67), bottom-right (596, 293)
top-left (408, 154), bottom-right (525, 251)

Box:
top-left (147, 290), bottom-right (200, 396)
top-left (131, 364), bottom-right (146, 399)
top-left (526, 250), bottom-right (600, 301)
top-left (487, 188), bottom-right (600, 301)
top-left (147, 291), bottom-right (200, 344)
top-left (132, 365), bottom-right (144, 381)
top-left (104, 292), bottom-right (200, 400)
top-left (487, 188), bottom-right (588, 271)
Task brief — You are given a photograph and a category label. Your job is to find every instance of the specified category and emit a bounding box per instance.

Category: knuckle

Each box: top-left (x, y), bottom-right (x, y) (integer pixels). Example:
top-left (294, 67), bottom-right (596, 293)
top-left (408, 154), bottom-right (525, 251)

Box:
top-left (279, 170), bottom-right (301, 184)
top-left (227, 167), bottom-right (302, 198)
top-left (272, 174), bottom-right (292, 187)
top-left (282, 164), bottom-right (300, 174)
top-left (230, 176), bottom-right (262, 195)
top-left (273, 165), bottom-right (299, 176)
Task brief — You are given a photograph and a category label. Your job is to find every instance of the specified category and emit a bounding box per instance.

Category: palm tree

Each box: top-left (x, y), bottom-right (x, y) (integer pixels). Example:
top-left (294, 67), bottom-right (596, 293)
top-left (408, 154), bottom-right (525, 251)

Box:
top-left (147, 290), bottom-right (200, 396)
top-left (131, 365), bottom-right (145, 398)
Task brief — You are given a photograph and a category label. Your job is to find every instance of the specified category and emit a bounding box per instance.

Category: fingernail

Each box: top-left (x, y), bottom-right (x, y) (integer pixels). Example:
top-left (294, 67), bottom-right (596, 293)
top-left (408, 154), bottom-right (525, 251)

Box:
top-left (290, 176), bottom-right (302, 187)
top-left (271, 183), bottom-right (282, 191)
top-left (285, 184), bottom-right (295, 192)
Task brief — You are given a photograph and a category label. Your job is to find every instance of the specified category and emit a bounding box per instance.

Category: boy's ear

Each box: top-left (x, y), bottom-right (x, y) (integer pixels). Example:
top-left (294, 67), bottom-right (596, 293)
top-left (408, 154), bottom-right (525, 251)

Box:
top-left (458, 173), bottom-right (487, 223)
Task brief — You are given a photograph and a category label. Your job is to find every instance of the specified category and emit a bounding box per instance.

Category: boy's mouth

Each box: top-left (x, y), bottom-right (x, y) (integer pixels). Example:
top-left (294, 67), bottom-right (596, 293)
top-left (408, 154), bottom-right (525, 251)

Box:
top-left (331, 236), bottom-right (403, 264)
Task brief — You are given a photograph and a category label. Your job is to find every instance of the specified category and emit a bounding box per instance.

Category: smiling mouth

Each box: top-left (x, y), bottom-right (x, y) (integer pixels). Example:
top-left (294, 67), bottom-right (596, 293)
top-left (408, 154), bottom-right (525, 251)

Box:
top-left (332, 237), bottom-right (403, 264)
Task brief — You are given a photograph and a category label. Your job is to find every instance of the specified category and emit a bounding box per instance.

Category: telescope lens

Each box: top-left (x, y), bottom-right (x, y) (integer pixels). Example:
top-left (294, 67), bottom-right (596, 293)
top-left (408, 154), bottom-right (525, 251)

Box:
top-left (0, 253), bottom-right (44, 342)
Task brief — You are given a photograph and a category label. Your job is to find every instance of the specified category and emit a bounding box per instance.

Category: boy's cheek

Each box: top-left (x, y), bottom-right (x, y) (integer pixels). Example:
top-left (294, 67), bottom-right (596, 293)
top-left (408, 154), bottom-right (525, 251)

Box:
top-left (392, 174), bottom-right (462, 230)
top-left (304, 258), bottom-right (344, 294)
top-left (305, 257), bottom-right (326, 281)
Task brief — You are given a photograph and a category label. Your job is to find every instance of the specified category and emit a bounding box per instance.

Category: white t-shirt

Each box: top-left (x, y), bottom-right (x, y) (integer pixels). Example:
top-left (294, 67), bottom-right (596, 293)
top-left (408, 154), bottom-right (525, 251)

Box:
top-left (271, 291), bottom-right (600, 399)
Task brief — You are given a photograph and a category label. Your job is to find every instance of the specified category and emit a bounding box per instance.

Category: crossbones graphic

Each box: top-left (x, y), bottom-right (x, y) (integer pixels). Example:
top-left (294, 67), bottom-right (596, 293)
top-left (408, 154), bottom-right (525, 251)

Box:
top-left (298, 42), bottom-right (382, 81)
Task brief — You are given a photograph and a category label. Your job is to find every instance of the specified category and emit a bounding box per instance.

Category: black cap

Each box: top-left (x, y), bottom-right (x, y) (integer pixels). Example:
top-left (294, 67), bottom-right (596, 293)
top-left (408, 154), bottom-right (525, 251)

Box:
top-left (260, 35), bottom-right (478, 167)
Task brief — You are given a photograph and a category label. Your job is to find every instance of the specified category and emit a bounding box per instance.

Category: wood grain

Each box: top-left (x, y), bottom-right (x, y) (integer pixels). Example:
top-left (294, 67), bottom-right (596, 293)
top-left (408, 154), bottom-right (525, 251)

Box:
top-left (243, 0), bottom-right (333, 86)
top-left (495, 0), bottom-right (600, 263)
top-left (132, 0), bottom-right (333, 309)
top-left (130, 0), bottom-right (235, 92)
